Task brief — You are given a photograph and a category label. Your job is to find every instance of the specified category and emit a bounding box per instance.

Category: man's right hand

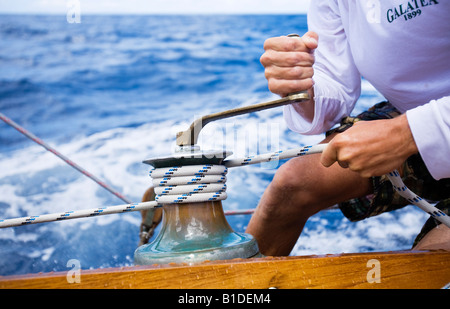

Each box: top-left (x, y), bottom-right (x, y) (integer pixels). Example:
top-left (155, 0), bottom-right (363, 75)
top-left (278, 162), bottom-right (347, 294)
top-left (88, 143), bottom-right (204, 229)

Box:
top-left (260, 32), bottom-right (318, 97)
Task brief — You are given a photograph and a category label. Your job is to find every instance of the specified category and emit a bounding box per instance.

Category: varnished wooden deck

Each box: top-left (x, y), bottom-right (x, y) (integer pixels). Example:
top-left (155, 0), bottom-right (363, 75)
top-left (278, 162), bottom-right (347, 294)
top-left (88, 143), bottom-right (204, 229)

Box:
top-left (0, 250), bottom-right (449, 289)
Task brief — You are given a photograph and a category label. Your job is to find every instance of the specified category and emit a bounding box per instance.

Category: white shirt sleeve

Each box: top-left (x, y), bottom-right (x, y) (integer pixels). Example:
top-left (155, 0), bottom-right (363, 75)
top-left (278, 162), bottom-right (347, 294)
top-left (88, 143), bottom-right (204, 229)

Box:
top-left (406, 96), bottom-right (450, 180)
top-left (283, 0), bottom-right (362, 135)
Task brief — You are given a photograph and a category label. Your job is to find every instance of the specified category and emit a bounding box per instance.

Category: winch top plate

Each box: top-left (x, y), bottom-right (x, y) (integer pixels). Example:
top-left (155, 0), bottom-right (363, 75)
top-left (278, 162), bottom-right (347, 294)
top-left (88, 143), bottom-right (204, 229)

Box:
top-left (143, 149), bottom-right (232, 168)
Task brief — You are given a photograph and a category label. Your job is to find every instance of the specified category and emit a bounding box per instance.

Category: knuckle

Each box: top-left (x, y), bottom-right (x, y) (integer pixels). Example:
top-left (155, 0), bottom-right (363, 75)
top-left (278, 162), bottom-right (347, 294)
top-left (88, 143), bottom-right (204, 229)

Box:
top-left (267, 79), bottom-right (282, 94)
top-left (303, 78), bottom-right (314, 89)
top-left (264, 66), bottom-right (274, 79)
top-left (284, 38), bottom-right (299, 51)
top-left (332, 134), bottom-right (350, 148)
top-left (288, 66), bottom-right (303, 79)
top-left (359, 169), bottom-right (375, 179)
top-left (286, 52), bottom-right (303, 65)
top-left (286, 78), bottom-right (313, 92)
top-left (286, 80), bottom-right (303, 93)
top-left (263, 38), bottom-right (276, 50)
top-left (260, 52), bottom-right (271, 66)
top-left (288, 52), bottom-right (314, 66)
top-left (348, 161), bottom-right (362, 172)
top-left (305, 66), bottom-right (314, 78)
top-left (295, 66), bottom-right (313, 79)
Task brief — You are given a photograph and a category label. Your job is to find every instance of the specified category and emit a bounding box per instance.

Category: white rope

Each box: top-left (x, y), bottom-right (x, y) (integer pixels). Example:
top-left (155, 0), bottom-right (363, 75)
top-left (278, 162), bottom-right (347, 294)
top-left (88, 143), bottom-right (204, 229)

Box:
top-left (386, 171), bottom-right (450, 227)
top-left (223, 144), bottom-right (327, 167)
top-left (1, 144), bottom-right (449, 228)
top-left (0, 201), bottom-right (157, 228)
top-left (150, 164), bottom-right (228, 204)
top-left (148, 145), bottom-right (327, 205)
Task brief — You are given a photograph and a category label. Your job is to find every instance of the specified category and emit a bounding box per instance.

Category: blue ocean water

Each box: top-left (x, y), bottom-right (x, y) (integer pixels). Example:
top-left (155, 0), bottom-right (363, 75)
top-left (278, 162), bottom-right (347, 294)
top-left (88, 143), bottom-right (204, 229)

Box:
top-left (0, 14), bottom-right (428, 276)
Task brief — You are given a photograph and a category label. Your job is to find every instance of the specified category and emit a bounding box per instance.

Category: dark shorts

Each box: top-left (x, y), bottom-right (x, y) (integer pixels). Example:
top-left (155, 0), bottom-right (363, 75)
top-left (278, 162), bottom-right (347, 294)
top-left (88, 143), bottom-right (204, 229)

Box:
top-left (326, 101), bottom-right (450, 247)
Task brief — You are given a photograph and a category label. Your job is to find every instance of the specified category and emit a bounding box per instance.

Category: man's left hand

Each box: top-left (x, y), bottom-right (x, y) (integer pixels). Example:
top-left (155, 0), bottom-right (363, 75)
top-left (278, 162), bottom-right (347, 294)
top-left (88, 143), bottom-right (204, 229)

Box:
top-left (320, 114), bottom-right (419, 178)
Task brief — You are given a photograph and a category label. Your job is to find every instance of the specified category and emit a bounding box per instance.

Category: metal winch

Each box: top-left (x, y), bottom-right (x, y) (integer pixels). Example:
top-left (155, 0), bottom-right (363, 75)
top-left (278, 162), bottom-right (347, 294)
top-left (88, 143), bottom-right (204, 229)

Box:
top-left (133, 92), bottom-right (310, 265)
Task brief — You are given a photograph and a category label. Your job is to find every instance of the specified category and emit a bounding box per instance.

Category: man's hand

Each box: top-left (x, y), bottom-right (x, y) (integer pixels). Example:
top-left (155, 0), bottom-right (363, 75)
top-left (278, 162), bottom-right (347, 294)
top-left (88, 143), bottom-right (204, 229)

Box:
top-left (320, 114), bottom-right (419, 178)
top-left (260, 32), bottom-right (318, 97)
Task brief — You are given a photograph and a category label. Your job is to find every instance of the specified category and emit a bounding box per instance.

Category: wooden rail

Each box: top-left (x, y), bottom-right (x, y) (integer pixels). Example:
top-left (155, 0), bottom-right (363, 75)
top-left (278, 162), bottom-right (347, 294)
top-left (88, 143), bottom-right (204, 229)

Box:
top-left (0, 250), bottom-right (449, 289)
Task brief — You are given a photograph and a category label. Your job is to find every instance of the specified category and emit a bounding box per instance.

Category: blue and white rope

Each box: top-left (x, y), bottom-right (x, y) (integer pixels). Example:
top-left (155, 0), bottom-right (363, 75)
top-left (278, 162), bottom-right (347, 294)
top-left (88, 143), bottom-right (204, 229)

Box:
top-left (223, 144), bottom-right (327, 167)
top-left (149, 144), bottom-right (328, 205)
top-left (1, 143), bottom-right (449, 228)
top-left (150, 164), bottom-right (228, 204)
top-left (386, 170), bottom-right (450, 227)
top-left (0, 201), bottom-right (157, 228)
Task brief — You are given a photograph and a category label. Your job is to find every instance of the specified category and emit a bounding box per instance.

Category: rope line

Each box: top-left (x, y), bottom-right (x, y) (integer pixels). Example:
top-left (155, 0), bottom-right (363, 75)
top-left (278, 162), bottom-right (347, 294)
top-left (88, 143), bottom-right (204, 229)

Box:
top-left (150, 164), bottom-right (228, 204)
top-left (0, 112), bottom-right (132, 204)
top-left (0, 142), bottom-right (449, 228)
top-left (0, 201), bottom-right (157, 228)
top-left (386, 171), bottom-right (450, 226)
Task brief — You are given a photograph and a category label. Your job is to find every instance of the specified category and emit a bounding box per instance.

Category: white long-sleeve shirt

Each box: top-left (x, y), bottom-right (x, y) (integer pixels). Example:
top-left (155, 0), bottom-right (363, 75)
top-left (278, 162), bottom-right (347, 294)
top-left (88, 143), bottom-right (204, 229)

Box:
top-left (284, 0), bottom-right (450, 180)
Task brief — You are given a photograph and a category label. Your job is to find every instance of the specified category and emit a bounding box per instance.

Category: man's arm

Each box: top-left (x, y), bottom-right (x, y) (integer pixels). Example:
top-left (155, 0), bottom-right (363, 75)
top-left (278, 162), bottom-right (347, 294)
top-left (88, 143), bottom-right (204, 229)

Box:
top-left (321, 96), bottom-right (450, 180)
top-left (406, 96), bottom-right (450, 180)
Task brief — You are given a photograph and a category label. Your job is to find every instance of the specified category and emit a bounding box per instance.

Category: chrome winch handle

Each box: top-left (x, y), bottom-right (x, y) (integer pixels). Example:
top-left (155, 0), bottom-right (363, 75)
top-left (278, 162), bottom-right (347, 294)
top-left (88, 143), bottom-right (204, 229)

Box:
top-left (175, 91), bottom-right (310, 146)
top-left (176, 32), bottom-right (310, 147)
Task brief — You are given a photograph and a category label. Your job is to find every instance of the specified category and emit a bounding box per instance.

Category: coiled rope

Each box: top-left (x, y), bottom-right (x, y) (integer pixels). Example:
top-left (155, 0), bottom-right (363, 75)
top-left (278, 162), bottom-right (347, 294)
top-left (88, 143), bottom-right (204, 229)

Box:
top-left (150, 164), bottom-right (228, 204)
top-left (1, 143), bottom-right (449, 229)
